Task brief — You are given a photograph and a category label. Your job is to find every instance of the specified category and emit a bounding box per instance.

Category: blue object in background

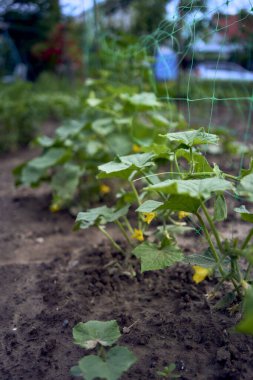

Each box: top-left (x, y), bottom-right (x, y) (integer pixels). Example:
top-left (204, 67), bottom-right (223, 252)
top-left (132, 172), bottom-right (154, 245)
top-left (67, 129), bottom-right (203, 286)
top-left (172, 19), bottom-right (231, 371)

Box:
top-left (154, 47), bottom-right (178, 81)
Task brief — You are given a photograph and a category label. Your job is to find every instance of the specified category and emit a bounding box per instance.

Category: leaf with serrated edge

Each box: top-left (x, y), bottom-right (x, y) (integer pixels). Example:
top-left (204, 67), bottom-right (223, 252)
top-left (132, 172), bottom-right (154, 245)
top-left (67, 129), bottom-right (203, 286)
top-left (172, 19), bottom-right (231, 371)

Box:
top-left (162, 128), bottom-right (219, 147)
top-left (147, 177), bottom-right (233, 201)
top-left (133, 242), bottom-right (184, 272)
top-left (73, 320), bottom-right (121, 349)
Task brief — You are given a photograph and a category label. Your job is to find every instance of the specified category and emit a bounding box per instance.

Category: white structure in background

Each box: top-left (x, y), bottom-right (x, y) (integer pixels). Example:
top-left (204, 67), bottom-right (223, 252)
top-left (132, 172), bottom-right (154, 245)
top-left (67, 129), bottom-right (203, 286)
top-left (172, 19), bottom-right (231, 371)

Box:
top-left (102, 7), bottom-right (134, 31)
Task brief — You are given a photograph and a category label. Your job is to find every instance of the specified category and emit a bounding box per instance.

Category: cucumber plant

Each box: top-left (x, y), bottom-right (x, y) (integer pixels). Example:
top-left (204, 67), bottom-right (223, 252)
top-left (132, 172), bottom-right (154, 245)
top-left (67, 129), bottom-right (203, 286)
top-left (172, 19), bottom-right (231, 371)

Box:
top-left (76, 128), bottom-right (253, 332)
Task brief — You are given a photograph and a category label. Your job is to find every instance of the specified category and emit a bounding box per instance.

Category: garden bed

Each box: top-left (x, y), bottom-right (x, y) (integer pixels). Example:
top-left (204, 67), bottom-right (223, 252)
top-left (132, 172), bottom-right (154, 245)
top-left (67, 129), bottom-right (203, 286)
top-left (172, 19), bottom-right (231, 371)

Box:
top-left (1, 147), bottom-right (253, 380)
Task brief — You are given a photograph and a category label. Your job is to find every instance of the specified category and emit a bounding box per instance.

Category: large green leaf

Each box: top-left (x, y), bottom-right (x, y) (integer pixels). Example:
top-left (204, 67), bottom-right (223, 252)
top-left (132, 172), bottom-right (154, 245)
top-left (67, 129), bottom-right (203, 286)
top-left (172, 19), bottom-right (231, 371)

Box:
top-left (28, 148), bottom-right (68, 170)
top-left (51, 164), bottom-right (83, 202)
top-left (236, 286), bottom-right (253, 335)
top-left (147, 177), bottom-right (233, 201)
top-left (133, 242), bottom-right (184, 272)
top-left (234, 205), bottom-right (253, 223)
top-left (73, 320), bottom-right (121, 349)
top-left (76, 346), bottom-right (137, 380)
top-left (162, 128), bottom-right (219, 147)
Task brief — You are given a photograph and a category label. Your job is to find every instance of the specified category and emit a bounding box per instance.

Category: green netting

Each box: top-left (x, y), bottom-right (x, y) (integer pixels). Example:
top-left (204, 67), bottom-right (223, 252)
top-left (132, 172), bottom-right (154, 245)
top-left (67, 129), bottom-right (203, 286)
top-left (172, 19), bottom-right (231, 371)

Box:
top-left (83, 0), bottom-right (253, 178)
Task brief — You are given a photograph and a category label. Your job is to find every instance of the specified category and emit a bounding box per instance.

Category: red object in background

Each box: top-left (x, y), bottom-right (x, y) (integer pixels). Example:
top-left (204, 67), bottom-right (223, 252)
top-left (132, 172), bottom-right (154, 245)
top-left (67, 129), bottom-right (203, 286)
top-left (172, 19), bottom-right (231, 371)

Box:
top-left (32, 23), bottom-right (82, 70)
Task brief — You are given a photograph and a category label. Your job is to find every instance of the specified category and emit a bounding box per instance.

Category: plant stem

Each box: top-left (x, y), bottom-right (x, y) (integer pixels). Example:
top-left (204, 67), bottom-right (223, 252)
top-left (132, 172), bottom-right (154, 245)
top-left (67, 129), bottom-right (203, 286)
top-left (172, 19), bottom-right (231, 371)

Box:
top-left (129, 180), bottom-right (141, 206)
top-left (98, 225), bottom-right (124, 255)
top-left (123, 216), bottom-right (134, 235)
top-left (174, 154), bottom-right (181, 174)
top-left (200, 200), bottom-right (223, 254)
top-left (189, 147), bottom-right (194, 174)
top-left (244, 263), bottom-right (252, 281)
top-left (241, 228), bottom-right (253, 250)
top-left (115, 220), bottom-right (133, 246)
top-left (196, 212), bottom-right (225, 277)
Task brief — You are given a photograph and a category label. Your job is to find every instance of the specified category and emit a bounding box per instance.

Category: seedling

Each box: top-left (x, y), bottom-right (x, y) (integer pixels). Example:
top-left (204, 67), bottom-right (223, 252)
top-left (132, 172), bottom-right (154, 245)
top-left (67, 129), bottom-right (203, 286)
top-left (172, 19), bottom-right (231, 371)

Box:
top-left (157, 362), bottom-right (180, 379)
top-left (70, 320), bottom-right (137, 380)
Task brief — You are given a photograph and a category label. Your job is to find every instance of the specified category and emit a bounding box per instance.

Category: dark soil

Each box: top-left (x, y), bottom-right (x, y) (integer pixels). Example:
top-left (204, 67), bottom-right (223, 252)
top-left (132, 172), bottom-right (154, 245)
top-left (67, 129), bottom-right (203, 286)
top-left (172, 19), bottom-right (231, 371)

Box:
top-left (1, 144), bottom-right (253, 380)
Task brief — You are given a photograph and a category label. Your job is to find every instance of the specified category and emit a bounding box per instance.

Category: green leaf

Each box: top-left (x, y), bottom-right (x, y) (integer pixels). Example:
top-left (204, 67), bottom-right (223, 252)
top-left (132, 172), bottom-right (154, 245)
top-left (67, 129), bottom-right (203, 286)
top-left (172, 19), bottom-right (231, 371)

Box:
top-left (121, 92), bottom-right (161, 108)
top-left (162, 128), bottom-right (219, 147)
top-left (86, 98), bottom-right (102, 107)
top-left (214, 194), bottom-right (227, 222)
top-left (51, 164), bottom-right (83, 202)
top-left (176, 148), bottom-right (213, 173)
top-left (75, 206), bottom-right (110, 229)
top-left (106, 134), bottom-right (133, 156)
top-left (98, 153), bottom-right (154, 179)
top-left (73, 320), bottom-right (121, 349)
top-left (161, 195), bottom-right (201, 213)
top-left (92, 118), bottom-right (114, 136)
top-left (214, 292), bottom-right (236, 311)
top-left (184, 253), bottom-right (217, 268)
top-left (15, 164), bottom-right (44, 187)
top-left (240, 159), bottom-right (253, 178)
top-left (136, 200), bottom-right (163, 213)
top-left (28, 148), bottom-right (67, 170)
top-left (120, 153), bottom-right (155, 168)
top-left (77, 346), bottom-right (137, 380)
top-left (147, 177), bottom-right (233, 202)
top-left (236, 286), bottom-right (253, 335)
top-left (75, 205), bottom-right (129, 229)
top-left (238, 174), bottom-right (253, 201)
top-left (98, 162), bottom-right (132, 179)
top-left (36, 136), bottom-right (54, 147)
top-left (70, 365), bottom-right (82, 377)
top-left (234, 205), bottom-right (253, 223)
top-left (56, 120), bottom-right (84, 140)
top-left (133, 242), bottom-right (184, 272)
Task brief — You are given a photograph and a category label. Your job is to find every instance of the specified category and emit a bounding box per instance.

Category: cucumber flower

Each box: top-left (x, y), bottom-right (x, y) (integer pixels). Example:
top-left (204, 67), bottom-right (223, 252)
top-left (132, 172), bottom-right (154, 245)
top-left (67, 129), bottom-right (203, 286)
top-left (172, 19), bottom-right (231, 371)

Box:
top-left (100, 183), bottom-right (111, 194)
top-left (143, 212), bottom-right (156, 224)
top-left (192, 266), bottom-right (212, 284)
top-left (131, 228), bottom-right (144, 241)
top-left (50, 203), bottom-right (61, 213)
top-left (178, 211), bottom-right (190, 220)
top-left (132, 144), bottom-right (141, 153)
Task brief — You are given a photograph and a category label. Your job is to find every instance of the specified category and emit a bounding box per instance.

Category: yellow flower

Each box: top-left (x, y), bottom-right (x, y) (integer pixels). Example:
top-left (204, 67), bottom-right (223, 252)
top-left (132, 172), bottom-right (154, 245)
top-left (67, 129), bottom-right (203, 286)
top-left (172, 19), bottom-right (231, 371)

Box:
top-left (192, 266), bottom-right (211, 284)
top-left (178, 211), bottom-right (190, 220)
top-left (143, 212), bottom-right (156, 224)
top-left (100, 184), bottom-right (111, 194)
top-left (132, 144), bottom-right (141, 153)
top-left (131, 229), bottom-right (144, 241)
top-left (50, 203), bottom-right (60, 213)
